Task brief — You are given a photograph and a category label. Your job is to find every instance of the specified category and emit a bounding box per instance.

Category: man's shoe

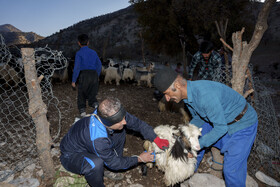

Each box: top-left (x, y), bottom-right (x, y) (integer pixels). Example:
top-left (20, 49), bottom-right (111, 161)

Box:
top-left (104, 170), bottom-right (124, 180)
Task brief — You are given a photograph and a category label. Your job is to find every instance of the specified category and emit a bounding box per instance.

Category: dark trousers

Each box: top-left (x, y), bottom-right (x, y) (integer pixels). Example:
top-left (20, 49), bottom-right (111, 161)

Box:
top-left (77, 70), bottom-right (99, 113)
top-left (60, 129), bottom-right (126, 187)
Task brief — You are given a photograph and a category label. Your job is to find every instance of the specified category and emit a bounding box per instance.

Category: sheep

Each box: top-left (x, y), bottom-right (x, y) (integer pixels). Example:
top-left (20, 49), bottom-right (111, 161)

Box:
top-left (135, 71), bottom-right (155, 87)
top-left (122, 68), bottom-right (134, 83)
top-left (108, 58), bottom-right (120, 68)
top-left (155, 93), bottom-right (191, 124)
top-left (136, 62), bottom-right (155, 72)
top-left (123, 60), bottom-right (130, 68)
top-left (51, 61), bottom-right (69, 84)
top-left (0, 63), bottom-right (21, 88)
top-left (143, 124), bottom-right (202, 186)
top-left (104, 66), bottom-right (122, 85)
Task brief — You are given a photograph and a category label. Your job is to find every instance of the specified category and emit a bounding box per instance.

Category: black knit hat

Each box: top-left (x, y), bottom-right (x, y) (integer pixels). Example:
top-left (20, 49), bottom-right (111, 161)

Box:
top-left (153, 67), bottom-right (178, 92)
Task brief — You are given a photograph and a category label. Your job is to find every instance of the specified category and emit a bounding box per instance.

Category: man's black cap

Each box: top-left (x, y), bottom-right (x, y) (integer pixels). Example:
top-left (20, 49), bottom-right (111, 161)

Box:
top-left (153, 67), bottom-right (178, 92)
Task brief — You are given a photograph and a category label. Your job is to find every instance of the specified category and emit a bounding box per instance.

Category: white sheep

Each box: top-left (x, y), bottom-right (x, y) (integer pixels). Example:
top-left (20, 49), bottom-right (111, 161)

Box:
top-left (143, 124), bottom-right (202, 186)
top-left (108, 58), bottom-right (115, 67)
top-left (104, 66), bottom-right (121, 85)
top-left (122, 68), bottom-right (134, 82)
top-left (123, 60), bottom-right (130, 68)
top-left (135, 71), bottom-right (155, 87)
top-left (136, 62), bottom-right (155, 72)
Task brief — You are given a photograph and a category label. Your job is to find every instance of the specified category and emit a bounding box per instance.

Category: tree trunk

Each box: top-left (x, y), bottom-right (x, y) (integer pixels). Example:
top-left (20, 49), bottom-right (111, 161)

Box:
top-left (139, 31), bottom-right (146, 66)
top-left (21, 48), bottom-right (55, 184)
top-left (231, 0), bottom-right (276, 95)
top-left (180, 39), bottom-right (187, 76)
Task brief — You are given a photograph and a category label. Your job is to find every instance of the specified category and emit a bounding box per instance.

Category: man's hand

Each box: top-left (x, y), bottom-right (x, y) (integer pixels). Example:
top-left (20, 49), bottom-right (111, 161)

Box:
top-left (138, 151), bottom-right (154, 163)
top-left (188, 152), bottom-right (194, 158)
top-left (154, 136), bottom-right (169, 150)
top-left (71, 82), bottom-right (76, 90)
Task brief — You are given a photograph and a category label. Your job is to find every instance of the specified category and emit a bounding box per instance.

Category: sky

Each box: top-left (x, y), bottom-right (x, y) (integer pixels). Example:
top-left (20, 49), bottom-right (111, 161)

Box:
top-left (0, 0), bottom-right (131, 37)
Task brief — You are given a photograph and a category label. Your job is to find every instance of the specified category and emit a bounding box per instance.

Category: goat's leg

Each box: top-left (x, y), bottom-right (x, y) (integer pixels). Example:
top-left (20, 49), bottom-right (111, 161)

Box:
top-left (141, 163), bottom-right (148, 176)
top-left (143, 140), bottom-right (153, 168)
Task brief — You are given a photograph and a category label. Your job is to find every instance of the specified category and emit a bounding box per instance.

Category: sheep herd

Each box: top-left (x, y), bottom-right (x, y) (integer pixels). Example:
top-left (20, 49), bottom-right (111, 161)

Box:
top-left (101, 59), bottom-right (156, 87)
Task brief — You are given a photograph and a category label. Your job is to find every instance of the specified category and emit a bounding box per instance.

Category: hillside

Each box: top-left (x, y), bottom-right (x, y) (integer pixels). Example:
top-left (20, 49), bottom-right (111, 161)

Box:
top-left (0, 24), bottom-right (44, 46)
top-left (31, 5), bottom-right (144, 60)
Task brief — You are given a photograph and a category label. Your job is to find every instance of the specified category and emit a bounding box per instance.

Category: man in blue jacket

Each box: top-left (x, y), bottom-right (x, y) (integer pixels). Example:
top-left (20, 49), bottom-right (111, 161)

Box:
top-left (60, 97), bottom-right (169, 187)
top-left (72, 34), bottom-right (102, 117)
top-left (153, 68), bottom-right (258, 187)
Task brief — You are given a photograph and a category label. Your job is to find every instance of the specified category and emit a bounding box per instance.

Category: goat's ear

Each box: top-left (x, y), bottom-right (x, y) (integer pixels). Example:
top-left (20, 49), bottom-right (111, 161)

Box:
top-left (199, 128), bottom-right (202, 132)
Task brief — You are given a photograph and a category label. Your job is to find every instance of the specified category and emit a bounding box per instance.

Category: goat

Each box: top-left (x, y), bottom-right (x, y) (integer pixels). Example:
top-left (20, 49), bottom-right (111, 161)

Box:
top-left (104, 66), bottom-right (122, 85)
top-left (135, 71), bottom-right (155, 88)
top-left (143, 124), bottom-right (202, 186)
top-left (136, 62), bottom-right (155, 72)
top-left (51, 61), bottom-right (69, 84)
top-left (122, 68), bottom-right (134, 83)
top-left (123, 60), bottom-right (130, 68)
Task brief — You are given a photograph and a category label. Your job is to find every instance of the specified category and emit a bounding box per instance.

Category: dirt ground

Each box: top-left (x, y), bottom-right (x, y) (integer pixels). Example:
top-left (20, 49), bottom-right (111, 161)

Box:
top-left (51, 77), bottom-right (279, 186)
top-left (53, 81), bottom-right (186, 186)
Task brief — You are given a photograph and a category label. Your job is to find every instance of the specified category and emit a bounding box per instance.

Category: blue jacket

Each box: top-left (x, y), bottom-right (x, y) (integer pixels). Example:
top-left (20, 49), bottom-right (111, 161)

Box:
top-left (183, 80), bottom-right (258, 149)
top-left (60, 111), bottom-right (157, 170)
top-left (72, 46), bottom-right (102, 83)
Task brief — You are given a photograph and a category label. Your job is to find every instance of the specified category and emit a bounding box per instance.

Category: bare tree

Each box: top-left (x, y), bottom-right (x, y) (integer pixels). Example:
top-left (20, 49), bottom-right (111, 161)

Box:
top-left (139, 31), bottom-right (146, 66)
top-left (223, 0), bottom-right (276, 95)
top-left (22, 48), bottom-right (55, 185)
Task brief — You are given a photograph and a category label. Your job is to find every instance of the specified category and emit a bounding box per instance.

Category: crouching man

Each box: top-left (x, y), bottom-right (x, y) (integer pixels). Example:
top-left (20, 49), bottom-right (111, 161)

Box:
top-left (60, 97), bottom-right (169, 187)
top-left (153, 68), bottom-right (258, 187)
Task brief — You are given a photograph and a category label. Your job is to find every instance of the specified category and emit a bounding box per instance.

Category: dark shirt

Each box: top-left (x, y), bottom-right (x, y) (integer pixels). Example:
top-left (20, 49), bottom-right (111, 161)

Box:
top-left (189, 51), bottom-right (222, 80)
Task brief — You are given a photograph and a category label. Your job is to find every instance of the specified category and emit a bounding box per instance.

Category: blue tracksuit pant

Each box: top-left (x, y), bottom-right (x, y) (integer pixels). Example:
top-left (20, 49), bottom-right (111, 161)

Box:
top-left (195, 121), bottom-right (258, 187)
top-left (60, 129), bottom-right (126, 187)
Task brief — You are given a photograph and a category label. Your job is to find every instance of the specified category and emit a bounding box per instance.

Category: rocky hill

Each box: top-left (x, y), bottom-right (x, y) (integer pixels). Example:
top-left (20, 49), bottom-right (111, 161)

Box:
top-left (31, 5), bottom-right (144, 60)
top-left (0, 24), bottom-right (44, 46)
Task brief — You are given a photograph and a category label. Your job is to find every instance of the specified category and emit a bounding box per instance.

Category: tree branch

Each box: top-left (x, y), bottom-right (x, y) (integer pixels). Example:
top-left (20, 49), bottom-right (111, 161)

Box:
top-left (243, 89), bottom-right (254, 99)
top-left (220, 38), bottom-right (233, 51)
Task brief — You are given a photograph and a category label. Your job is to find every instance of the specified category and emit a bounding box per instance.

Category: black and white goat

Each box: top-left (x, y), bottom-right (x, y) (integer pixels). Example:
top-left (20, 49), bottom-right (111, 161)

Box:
top-left (143, 124), bottom-right (202, 186)
top-left (104, 65), bottom-right (124, 86)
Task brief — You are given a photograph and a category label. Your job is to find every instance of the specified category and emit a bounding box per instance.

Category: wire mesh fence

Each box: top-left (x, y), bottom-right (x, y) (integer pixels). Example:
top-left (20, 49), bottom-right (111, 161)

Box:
top-left (213, 63), bottom-right (280, 179)
top-left (0, 32), bottom-right (279, 183)
top-left (0, 34), bottom-right (71, 182)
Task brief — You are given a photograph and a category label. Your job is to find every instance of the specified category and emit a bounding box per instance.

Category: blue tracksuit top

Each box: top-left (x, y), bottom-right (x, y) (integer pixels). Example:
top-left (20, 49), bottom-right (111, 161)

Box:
top-left (60, 111), bottom-right (157, 170)
top-left (183, 80), bottom-right (258, 149)
top-left (72, 46), bottom-right (102, 83)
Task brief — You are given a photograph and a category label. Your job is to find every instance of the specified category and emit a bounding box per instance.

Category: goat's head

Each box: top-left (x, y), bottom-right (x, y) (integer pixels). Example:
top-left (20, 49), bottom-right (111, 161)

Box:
top-left (170, 132), bottom-right (191, 162)
top-left (179, 124), bottom-right (202, 156)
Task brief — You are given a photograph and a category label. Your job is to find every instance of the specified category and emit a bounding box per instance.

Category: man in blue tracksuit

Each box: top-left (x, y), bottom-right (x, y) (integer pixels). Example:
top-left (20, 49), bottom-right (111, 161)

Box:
top-left (72, 34), bottom-right (102, 117)
top-left (60, 97), bottom-right (169, 187)
top-left (153, 68), bottom-right (258, 187)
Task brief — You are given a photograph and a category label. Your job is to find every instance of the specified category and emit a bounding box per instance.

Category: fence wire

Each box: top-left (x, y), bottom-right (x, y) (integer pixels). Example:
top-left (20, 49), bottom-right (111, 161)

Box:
top-left (213, 63), bottom-right (280, 179)
top-left (0, 34), bottom-right (71, 182)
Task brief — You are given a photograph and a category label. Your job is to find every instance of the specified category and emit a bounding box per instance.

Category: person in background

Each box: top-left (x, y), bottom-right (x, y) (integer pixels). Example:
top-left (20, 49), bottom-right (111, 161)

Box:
top-left (175, 62), bottom-right (183, 75)
top-left (189, 40), bottom-right (222, 80)
top-left (72, 34), bottom-right (102, 117)
top-left (219, 47), bottom-right (232, 66)
top-left (153, 68), bottom-right (258, 187)
top-left (60, 97), bottom-right (169, 187)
